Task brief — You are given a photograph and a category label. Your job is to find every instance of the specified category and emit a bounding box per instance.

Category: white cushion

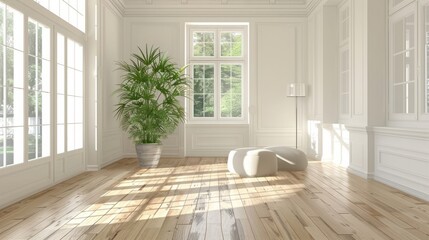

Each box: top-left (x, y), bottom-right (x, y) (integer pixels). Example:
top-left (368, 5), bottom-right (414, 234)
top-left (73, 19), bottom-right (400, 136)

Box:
top-left (265, 146), bottom-right (308, 171)
top-left (227, 147), bottom-right (277, 177)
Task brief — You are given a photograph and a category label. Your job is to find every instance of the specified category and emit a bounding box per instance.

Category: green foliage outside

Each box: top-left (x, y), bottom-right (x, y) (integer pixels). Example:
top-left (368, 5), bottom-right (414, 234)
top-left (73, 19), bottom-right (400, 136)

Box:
top-left (115, 46), bottom-right (190, 144)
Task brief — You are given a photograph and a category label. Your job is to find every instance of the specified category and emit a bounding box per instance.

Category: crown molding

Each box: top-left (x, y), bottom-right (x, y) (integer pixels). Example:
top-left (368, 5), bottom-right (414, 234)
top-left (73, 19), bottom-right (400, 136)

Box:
top-left (122, 5), bottom-right (308, 17)
top-left (107, 0), bottom-right (126, 15)
top-left (117, 0), bottom-right (324, 17)
top-left (306, 0), bottom-right (323, 15)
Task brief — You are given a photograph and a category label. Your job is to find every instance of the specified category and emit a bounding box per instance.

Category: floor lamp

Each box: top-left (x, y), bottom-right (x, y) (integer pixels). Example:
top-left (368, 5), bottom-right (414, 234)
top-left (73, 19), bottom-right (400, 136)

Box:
top-left (287, 83), bottom-right (306, 149)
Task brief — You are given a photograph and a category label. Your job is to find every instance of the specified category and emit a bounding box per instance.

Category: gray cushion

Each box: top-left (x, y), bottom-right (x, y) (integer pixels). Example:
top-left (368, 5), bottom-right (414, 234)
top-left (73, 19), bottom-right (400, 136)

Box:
top-left (265, 146), bottom-right (308, 171)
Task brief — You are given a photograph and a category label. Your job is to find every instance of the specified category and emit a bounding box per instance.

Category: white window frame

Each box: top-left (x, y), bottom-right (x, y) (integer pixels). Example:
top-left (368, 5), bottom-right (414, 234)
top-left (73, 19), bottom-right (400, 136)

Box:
top-left (388, 2), bottom-right (418, 123)
top-left (419, 0), bottom-right (429, 121)
top-left (0, 0), bottom-right (85, 171)
top-left (339, 0), bottom-right (352, 121)
top-left (390, 0), bottom-right (415, 15)
top-left (186, 23), bottom-right (249, 124)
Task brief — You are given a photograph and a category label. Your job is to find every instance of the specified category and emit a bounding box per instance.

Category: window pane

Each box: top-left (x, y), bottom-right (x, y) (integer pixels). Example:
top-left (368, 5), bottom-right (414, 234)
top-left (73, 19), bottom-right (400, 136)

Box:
top-left (204, 94), bottom-right (214, 117)
top-left (405, 50), bottom-right (415, 82)
top-left (67, 68), bottom-right (75, 95)
top-left (6, 7), bottom-right (23, 51)
top-left (28, 19), bottom-right (50, 161)
top-left (394, 83), bottom-right (415, 113)
top-left (57, 34), bottom-right (65, 65)
top-left (57, 64), bottom-right (64, 94)
top-left (221, 32), bottom-right (242, 57)
top-left (34, 0), bottom-right (85, 32)
top-left (193, 32), bottom-right (214, 57)
top-left (394, 53), bottom-right (404, 84)
top-left (425, 6), bottom-right (429, 113)
top-left (193, 64), bottom-right (214, 118)
top-left (221, 64), bottom-right (242, 118)
top-left (75, 97), bottom-right (83, 123)
top-left (28, 21), bottom-right (36, 56)
top-left (405, 14), bottom-right (414, 49)
top-left (28, 125), bottom-right (37, 159)
top-left (0, 5), bottom-right (4, 46)
top-left (65, 38), bottom-right (83, 151)
top-left (193, 94), bottom-right (203, 117)
top-left (393, 19), bottom-right (404, 53)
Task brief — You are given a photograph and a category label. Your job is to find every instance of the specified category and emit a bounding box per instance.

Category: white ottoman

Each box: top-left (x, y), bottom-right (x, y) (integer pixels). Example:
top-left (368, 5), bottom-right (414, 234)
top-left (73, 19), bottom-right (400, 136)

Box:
top-left (265, 146), bottom-right (308, 171)
top-left (227, 147), bottom-right (259, 175)
top-left (228, 148), bottom-right (277, 177)
top-left (243, 149), bottom-right (277, 177)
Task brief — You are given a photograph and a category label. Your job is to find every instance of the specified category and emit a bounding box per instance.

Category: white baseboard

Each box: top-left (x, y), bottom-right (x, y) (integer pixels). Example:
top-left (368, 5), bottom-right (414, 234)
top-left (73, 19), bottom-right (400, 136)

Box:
top-left (86, 165), bottom-right (100, 171)
top-left (347, 166), bottom-right (374, 179)
top-left (374, 175), bottom-right (429, 202)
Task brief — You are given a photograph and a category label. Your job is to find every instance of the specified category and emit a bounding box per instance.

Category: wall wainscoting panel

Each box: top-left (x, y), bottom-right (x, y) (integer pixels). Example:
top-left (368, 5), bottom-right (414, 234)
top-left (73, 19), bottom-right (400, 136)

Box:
top-left (373, 128), bottom-right (429, 201)
top-left (102, 130), bottom-right (124, 167)
top-left (255, 131), bottom-right (296, 147)
top-left (346, 126), bottom-right (372, 179)
top-left (0, 160), bottom-right (53, 209)
top-left (185, 124), bottom-right (249, 156)
top-left (55, 151), bottom-right (86, 183)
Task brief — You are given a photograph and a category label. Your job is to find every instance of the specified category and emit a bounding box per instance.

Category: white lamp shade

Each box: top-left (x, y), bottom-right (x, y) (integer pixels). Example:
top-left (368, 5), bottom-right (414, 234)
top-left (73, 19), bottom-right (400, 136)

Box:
top-left (287, 83), bottom-right (306, 97)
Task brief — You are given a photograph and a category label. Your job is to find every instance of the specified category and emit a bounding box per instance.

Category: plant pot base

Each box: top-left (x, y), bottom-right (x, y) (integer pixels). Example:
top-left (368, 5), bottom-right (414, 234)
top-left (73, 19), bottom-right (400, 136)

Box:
top-left (135, 144), bottom-right (162, 167)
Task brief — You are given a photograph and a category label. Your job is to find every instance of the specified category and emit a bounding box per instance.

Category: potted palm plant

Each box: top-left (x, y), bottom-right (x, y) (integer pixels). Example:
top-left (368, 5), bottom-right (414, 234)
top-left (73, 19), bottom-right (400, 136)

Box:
top-left (114, 46), bottom-right (189, 167)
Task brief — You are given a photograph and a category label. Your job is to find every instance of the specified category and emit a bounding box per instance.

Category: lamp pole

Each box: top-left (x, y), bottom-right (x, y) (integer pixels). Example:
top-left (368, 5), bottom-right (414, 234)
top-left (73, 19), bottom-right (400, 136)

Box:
top-left (287, 83), bottom-right (305, 150)
top-left (295, 95), bottom-right (298, 149)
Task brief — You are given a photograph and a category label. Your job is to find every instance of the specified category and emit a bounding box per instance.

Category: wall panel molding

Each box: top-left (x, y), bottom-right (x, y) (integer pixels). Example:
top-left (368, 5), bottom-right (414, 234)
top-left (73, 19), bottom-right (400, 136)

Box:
top-left (186, 124), bottom-right (249, 156)
top-left (373, 128), bottom-right (429, 201)
top-left (0, 160), bottom-right (53, 209)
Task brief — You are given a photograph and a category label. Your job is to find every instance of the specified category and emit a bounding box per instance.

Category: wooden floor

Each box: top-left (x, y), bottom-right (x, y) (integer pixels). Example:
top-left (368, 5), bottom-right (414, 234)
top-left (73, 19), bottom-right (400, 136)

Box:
top-left (0, 158), bottom-right (428, 240)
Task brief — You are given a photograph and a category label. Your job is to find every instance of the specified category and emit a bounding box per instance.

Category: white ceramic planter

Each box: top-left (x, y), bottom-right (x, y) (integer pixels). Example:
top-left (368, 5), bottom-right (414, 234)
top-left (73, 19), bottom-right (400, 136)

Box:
top-left (135, 144), bottom-right (162, 167)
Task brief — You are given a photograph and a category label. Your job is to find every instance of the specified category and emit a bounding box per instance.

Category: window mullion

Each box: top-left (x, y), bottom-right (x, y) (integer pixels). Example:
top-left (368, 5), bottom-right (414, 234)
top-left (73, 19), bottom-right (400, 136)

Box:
top-left (23, 15), bottom-right (29, 163)
top-left (64, 37), bottom-right (68, 154)
top-left (2, 9), bottom-right (6, 163)
top-left (215, 62), bottom-right (220, 121)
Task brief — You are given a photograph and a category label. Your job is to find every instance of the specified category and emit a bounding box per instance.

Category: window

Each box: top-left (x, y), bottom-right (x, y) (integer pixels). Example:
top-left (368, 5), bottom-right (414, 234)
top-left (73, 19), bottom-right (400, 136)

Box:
top-left (57, 33), bottom-right (65, 154)
top-left (66, 38), bottom-right (83, 151)
top-left (339, 1), bottom-right (351, 118)
top-left (28, 19), bottom-right (50, 160)
top-left (389, 3), bottom-right (416, 120)
top-left (187, 24), bottom-right (248, 123)
top-left (0, 4), bottom-right (24, 167)
top-left (424, 4), bottom-right (429, 115)
top-left (33, 0), bottom-right (85, 32)
top-left (0, 3), bottom-right (24, 167)
top-left (57, 36), bottom-right (83, 153)
top-left (0, 1), bottom-right (85, 169)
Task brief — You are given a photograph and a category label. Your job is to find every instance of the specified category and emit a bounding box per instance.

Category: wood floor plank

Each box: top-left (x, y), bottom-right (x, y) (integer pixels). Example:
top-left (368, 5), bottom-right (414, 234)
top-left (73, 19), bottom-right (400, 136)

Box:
top-left (0, 158), bottom-right (428, 240)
